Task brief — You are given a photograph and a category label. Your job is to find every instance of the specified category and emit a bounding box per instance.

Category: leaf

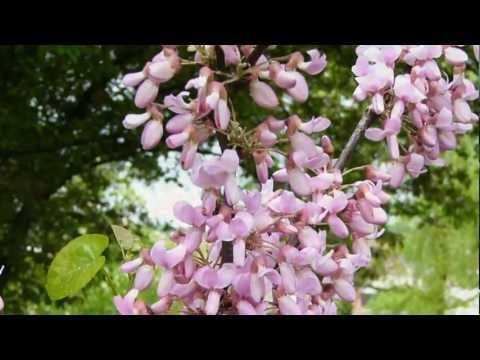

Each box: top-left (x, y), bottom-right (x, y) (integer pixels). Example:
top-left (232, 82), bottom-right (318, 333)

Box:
top-left (111, 225), bottom-right (141, 252)
top-left (46, 234), bottom-right (109, 301)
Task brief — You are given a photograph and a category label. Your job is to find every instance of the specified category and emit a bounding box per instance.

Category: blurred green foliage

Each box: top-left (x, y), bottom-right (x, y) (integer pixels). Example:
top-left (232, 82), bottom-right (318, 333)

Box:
top-left (364, 135), bottom-right (479, 314)
top-left (0, 45), bottom-right (478, 314)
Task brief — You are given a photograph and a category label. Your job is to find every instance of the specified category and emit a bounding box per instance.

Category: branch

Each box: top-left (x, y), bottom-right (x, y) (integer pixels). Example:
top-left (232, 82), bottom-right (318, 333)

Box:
top-left (214, 45), bottom-right (269, 265)
top-left (214, 46), bottom-right (226, 70)
top-left (247, 45), bottom-right (269, 66)
top-left (333, 109), bottom-right (379, 171)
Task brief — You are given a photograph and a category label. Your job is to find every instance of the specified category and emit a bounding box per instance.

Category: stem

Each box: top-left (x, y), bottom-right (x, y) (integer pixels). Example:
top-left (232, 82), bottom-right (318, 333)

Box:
top-left (247, 45), bottom-right (269, 66)
top-left (342, 165), bottom-right (368, 176)
top-left (334, 109), bottom-right (379, 171)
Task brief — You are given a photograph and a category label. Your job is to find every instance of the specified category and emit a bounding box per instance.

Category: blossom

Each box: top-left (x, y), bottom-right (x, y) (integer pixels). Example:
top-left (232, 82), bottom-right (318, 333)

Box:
top-left (113, 44), bottom-right (476, 316)
top-left (249, 79), bottom-right (279, 109)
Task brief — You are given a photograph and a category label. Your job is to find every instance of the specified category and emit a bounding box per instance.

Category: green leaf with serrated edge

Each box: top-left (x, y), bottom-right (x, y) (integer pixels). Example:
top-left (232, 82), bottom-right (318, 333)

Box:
top-left (46, 234), bottom-right (109, 301)
top-left (111, 225), bottom-right (141, 252)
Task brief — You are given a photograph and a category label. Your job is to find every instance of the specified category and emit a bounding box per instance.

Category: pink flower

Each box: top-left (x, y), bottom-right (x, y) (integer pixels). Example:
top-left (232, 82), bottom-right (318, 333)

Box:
top-left (173, 201), bottom-right (205, 227)
top-left (194, 264), bottom-right (236, 290)
top-left (269, 62), bottom-right (297, 89)
top-left (206, 82), bottom-right (230, 130)
top-left (141, 120), bottom-right (164, 150)
top-left (122, 112), bottom-right (151, 130)
top-left (133, 265), bottom-right (155, 291)
top-left (268, 191), bottom-right (304, 215)
top-left (120, 257), bottom-right (144, 273)
top-left (317, 190), bottom-right (349, 238)
top-left (394, 74), bottom-right (426, 104)
top-left (297, 116), bottom-right (331, 134)
top-left (297, 49), bottom-right (327, 75)
top-left (444, 47), bottom-right (468, 66)
top-left (151, 241), bottom-right (187, 269)
top-left (249, 80), bottom-right (279, 109)
top-left (286, 71), bottom-right (309, 103)
top-left (333, 278), bottom-right (356, 302)
top-left (113, 289), bottom-right (147, 315)
top-left (220, 45), bottom-right (241, 65)
top-left (278, 296), bottom-right (302, 315)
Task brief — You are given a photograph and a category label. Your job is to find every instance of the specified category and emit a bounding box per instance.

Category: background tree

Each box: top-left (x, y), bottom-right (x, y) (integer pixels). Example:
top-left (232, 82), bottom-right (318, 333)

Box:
top-left (0, 45), bottom-right (477, 314)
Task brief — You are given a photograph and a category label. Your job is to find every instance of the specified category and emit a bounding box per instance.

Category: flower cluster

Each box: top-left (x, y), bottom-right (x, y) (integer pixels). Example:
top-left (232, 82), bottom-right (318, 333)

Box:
top-left (353, 45), bottom-right (479, 187)
top-left (113, 45), bottom-right (477, 315)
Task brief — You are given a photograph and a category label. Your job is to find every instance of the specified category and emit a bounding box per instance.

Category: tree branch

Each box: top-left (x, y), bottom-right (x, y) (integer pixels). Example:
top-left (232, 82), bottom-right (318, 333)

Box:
top-left (214, 45), bottom-right (269, 265)
top-left (247, 45), bottom-right (269, 66)
top-left (333, 109), bottom-right (378, 171)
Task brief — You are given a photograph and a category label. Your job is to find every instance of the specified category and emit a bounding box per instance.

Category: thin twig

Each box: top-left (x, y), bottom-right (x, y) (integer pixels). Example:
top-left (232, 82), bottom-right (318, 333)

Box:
top-left (247, 45), bottom-right (269, 66)
top-left (334, 109), bottom-right (379, 171)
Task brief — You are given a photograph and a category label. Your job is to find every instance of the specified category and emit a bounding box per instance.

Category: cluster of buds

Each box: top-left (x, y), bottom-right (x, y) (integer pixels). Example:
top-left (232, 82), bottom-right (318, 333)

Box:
top-left (114, 45), bottom-right (477, 315)
top-left (353, 45), bottom-right (479, 188)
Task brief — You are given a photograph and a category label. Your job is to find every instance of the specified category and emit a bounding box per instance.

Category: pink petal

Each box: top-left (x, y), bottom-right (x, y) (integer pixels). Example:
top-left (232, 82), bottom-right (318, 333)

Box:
top-left (255, 161), bottom-right (269, 184)
top-left (123, 112), bottom-right (151, 130)
top-left (250, 274), bottom-right (265, 303)
top-left (405, 153), bottom-right (425, 178)
top-left (334, 279), bottom-right (356, 302)
top-left (453, 98), bottom-right (473, 123)
top-left (279, 262), bottom-right (296, 294)
top-left (184, 228), bottom-right (202, 253)
top-left (194, 266), bottom-right (218, 289)
top-left (173, 201), bottom-right (205, 226)
top-left (237, 300), bottom-right (258, 315)
top-left (166, 113), bottom-right (194, 133)
top-left (299, 116), bottom-right (331, 134)
top-left (141, 120), bottom-right (163, 150)
top-left (215, 98), bottom-right (230, 130)
top-left (327, 214), bottom-right (349, 239)
top-left (148, 61), bottom-right (175, 83)
top-left (299, 50), bottom-right (327, 75)
top-left (133, 265), bottom-right (154, 291)
top-left (166, 131), bottom-right (189, 149)
top-left (286, 72), bottom-right (309, 103)
top-left (157, 269), bottom-right (175, 297)
top-left (216, 264), bottom-right (236, 289)
top-left (120, 257), bottom-right (144, 273)
top-left (135, 79), bottom-right (159, 108)
top-left (150, 297), bottom-right (171, 314)
top-left (310, 172), bottom-right (335, 192)
top-left (372, 93), bottom-right (385, 114)
top-left (348, 212), bottom-right (375, 236)
top-left (298, 227), bottom-right (326, 251)
top-left (220, 45), bottom-right (241, 65)
top-left (365, 128), bottom-right (386, 141)
top-left (123, 71), bottom-right (147, 87)
top-left (329, 190), bottom-right (348, 214)
top-left (444, 47), bottom-right (468, 66)
top-left (233, 239), bottom-right (246, 266)
top-left (389, 161), bottom-right (406, 188)
top-left (230, 211), bottom-right (254, 238)
top-left (288, 168), bottom-right (312, 196)
top-left (312, 255), bottom-right (338, 275)
top-left (220, 149), bottom-right (240, 173)
top-left (180, 141), bottom-right (198, 170)
top-left (224, 175), bottom-right (241, 206)
top-left (278, 296), bottom-right (302, 315)
top-left (386, 135), bottom-right (400, 160)
top-left (296, 269), bottom-right (322, 295)
top-left (273, 169), bottom-right (289, 182)
top-left (249, 80), bottom-right (279, 109)
top-left (205, 290), bottom-right (221, 315)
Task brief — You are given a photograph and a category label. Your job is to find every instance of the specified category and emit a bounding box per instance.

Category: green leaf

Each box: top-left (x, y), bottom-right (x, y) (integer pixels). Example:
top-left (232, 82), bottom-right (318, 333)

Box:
top-left (111, 225), bottom-right (141, 252)
top-left (46, 234), bottom-right (109, 301)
